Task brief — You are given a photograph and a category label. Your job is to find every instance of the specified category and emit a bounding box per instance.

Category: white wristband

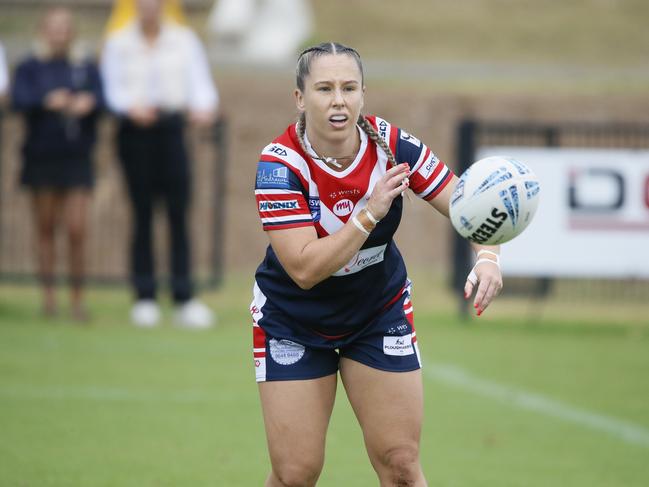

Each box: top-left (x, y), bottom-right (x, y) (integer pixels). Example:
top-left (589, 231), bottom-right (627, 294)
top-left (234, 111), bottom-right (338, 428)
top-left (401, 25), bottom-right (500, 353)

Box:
top-left (474, 258), bottom-right (500, 269)
top-left (467, 251), bottom-right (500, 286)
top-left (476, 249), bottom-right (500, 264)
top-left (364, 208), bottom-right (380, 225)
top-left (352, 215), bottom-right (370, 236)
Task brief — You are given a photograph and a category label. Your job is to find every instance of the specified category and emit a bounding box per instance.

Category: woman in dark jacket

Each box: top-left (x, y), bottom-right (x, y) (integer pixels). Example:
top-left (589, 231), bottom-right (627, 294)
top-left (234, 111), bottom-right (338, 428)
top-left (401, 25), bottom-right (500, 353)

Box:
top-left (12, 7), bottom-right (104, 321)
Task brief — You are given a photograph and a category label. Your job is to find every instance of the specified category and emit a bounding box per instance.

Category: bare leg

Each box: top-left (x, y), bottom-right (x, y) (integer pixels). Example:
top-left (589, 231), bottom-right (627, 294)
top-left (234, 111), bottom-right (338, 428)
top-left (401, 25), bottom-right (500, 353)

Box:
top-left (63, 189), bottom-right (91, 321)
top-left (259, 375), bottom-right (337, 487)
top-left (31, 190), bottom-right (64, 316)
top-left (340, 358), bottom-right (427, 487)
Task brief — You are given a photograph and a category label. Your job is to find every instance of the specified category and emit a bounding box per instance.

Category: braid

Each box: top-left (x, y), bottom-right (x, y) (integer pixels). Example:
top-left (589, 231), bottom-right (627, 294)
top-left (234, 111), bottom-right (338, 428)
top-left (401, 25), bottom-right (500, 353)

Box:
top-left (357, 116), bottom-right (398, 168)
top-left (295, 112), bottom-right (310, 156)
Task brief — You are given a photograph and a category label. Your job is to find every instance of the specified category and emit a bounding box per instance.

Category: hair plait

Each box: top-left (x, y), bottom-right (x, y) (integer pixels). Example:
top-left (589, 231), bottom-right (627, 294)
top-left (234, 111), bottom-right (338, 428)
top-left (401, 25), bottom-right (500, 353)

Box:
top-left (357, 116), bottom-right (398, 168)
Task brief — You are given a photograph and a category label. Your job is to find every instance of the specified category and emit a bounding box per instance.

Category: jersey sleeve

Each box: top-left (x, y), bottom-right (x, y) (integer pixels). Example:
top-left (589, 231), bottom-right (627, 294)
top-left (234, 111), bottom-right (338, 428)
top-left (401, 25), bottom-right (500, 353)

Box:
top-left (395, 128), bottom-right (455, 201)
top-left (255, 160), bottom-right (314, 231)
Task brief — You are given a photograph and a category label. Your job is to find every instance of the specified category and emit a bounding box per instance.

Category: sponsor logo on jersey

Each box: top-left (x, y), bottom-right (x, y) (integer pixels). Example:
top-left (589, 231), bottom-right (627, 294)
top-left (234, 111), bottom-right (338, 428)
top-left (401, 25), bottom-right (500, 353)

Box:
top-left (400, 130), bottom-right (421, 147)
top-left (269, 339), bottom-right (305, 365)
top-left (333, 198), bottom-right (354, 216)
top-left (383, 334), bottom-right (414, 356)
top-left (256, 162), bottom-right (290, 189)
top-left (417, 153), bottom-right (440, 180)
top-left (268, 145), bottom-right (288, 157)
top-left (329, 188), bottom-right (361, 199)
top-left (333, 244), bottom-right (387, 276)
top-left (378, 119), bottom-right (388, 139)
top-left (259, 200), bottom-right (299, 211)
top-left (309, 197), bottom-right (321, 221)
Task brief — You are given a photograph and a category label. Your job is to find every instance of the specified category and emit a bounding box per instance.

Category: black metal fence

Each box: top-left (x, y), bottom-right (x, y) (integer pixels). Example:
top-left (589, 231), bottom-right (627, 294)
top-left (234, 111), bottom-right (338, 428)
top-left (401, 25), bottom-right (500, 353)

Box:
top-left (452, 119), bottom-right (649, 317)
top-left (0, 112), bottom-right (228, 289)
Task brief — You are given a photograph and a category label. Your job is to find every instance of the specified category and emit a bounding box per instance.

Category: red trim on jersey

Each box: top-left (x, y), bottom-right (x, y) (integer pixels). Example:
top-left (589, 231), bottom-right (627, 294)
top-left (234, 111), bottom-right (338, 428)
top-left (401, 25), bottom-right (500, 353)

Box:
top-left (383, 284), bottom-right (406, 311)
top-left (404, 304), bottom-right (414, 326)
top-left (263, 221), bottom-right (314, 232)
top-left (423, 170), bottom-right (454, 201)
top-left (388, 121), bottom-right (398, 155)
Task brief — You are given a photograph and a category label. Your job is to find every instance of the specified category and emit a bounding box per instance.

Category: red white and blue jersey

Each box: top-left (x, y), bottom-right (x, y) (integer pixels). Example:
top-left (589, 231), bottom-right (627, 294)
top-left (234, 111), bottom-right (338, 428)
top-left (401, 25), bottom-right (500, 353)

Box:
top-left (254, 115), bottom-right (453, 339)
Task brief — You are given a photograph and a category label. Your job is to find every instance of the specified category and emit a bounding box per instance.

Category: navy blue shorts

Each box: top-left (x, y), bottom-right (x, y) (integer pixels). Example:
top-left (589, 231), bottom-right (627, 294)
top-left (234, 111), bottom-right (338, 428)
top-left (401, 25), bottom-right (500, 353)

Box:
top-left (250, 280), bottom-right (421, 382)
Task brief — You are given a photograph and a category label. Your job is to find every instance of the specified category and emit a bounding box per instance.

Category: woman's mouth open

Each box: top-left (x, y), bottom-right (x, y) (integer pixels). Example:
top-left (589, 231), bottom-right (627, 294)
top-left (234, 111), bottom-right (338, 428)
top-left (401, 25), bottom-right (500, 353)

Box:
top-left (329, 114), bottom-right (348, 129)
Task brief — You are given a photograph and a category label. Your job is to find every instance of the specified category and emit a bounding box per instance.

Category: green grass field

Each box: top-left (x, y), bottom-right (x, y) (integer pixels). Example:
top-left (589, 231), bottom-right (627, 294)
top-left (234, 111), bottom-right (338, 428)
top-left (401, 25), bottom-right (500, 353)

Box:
top-left (1, 274), bottom-right (648, 486)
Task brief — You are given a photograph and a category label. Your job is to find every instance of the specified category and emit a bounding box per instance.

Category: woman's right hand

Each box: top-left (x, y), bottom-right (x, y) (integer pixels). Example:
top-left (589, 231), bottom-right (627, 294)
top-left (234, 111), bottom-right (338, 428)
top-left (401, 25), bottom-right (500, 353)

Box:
top-left (366, 163), bottom-right (410, 219)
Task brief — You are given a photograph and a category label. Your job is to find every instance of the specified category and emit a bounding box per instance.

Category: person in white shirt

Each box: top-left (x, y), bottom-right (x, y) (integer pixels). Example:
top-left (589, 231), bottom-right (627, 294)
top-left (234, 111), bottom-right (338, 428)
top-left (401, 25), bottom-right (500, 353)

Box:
top-left (101, 0), bottom-right (219, 329)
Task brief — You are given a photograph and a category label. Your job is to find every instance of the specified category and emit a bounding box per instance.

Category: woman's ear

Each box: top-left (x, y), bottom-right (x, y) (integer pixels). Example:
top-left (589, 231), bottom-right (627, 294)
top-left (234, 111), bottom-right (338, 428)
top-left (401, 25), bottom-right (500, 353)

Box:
top-left (294, 89), bottom-right (305, 111)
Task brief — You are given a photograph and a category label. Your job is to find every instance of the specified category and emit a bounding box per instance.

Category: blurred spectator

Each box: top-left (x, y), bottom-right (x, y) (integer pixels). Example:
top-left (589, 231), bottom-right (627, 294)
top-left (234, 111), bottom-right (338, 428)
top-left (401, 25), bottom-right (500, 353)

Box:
top-left (0, 40), bottom-right (8, 103)
top-left (11, 8), bottom-right (104, 321)
top-left (207, 0), bottom-right (313, 63)
top-left (101, 0), bottom-right (218, 329)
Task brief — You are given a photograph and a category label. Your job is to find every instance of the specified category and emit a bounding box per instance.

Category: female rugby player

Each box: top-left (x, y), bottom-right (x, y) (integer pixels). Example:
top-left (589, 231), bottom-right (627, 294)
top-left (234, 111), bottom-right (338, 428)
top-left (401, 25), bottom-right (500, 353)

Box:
top-left (251, 42), bottom-right (502, 486)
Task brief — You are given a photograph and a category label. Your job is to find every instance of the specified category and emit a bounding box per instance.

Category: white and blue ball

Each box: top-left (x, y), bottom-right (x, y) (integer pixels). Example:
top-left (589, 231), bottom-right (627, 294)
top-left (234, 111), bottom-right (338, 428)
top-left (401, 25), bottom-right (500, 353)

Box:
top-left (449, 156), bottom-right (540, 245)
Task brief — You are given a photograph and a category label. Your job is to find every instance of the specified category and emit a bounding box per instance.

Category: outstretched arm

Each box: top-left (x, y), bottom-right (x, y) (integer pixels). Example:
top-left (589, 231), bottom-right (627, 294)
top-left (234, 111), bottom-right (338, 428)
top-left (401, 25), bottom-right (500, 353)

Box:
top-left (427, 174), bottom-right (502, 315)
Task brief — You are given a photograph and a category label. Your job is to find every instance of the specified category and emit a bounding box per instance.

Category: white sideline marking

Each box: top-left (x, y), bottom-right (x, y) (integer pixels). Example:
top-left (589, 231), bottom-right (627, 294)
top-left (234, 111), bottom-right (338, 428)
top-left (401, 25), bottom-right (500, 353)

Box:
top-left (0, 386), bottom-right (216, 404)
top-left (425, 363), bottom-right (649, 448)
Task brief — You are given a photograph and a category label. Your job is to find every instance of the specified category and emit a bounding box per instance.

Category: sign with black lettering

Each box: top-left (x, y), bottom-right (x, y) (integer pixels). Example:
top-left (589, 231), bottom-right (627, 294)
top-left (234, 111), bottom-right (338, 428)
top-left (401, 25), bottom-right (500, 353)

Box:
top-left (477, 147), bottom-right (649, 278)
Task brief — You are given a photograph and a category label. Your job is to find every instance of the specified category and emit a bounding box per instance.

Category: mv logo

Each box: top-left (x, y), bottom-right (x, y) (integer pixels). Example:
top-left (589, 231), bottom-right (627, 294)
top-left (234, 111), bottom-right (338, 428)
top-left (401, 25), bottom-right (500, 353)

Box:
top-left (333, 198), bottom-right (354, 216)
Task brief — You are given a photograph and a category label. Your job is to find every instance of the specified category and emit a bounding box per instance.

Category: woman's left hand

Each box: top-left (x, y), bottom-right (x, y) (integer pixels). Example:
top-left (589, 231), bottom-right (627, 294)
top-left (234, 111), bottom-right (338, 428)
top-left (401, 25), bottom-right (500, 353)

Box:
top-left (464, 258), bottom-right (502, 316)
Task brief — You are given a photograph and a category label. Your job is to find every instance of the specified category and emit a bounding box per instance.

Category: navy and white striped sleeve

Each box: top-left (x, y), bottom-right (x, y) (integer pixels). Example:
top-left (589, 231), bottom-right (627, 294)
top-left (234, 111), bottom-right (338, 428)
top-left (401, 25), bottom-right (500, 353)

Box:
top-left (395, 128), bottom-right (454, 201)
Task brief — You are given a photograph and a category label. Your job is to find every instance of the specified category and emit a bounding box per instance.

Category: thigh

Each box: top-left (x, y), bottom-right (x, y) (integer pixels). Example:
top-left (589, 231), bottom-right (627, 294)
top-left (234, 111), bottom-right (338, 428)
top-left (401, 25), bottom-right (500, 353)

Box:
top-left (259, 374), bottom-right (337, 477)
top-left (62, 189), bottom-right (91, 233)
top-left (339, 358), bottom-right (424, 469)
top-left (31, 190), bottom-right (64, 229)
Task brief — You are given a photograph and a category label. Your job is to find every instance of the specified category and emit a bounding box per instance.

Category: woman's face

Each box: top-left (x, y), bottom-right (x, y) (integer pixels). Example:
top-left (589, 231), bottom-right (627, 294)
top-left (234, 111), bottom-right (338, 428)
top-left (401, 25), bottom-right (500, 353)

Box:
top-left (137, 0), bottom-right (163, 25)
top-left (41, 9), bottom-right (74, 56)
top-left (295, 53), bottom-right (365, 148)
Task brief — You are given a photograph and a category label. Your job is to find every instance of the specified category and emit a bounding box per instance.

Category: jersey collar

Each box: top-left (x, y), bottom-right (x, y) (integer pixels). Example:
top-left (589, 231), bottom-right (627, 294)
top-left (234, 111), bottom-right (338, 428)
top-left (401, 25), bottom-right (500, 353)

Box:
top-left (302, 125), bottom-right (368, 179)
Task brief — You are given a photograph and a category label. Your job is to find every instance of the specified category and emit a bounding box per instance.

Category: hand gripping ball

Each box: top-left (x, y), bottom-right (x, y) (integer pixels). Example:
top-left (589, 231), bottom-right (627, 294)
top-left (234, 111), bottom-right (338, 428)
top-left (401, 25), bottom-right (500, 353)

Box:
top-left (449, 156), bottom-right (541, 245)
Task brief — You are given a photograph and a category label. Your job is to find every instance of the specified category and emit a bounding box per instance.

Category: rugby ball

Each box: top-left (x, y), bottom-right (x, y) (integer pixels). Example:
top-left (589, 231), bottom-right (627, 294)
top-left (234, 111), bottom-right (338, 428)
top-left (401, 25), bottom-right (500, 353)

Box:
top-left (449, 156), bottom-right (540, 245)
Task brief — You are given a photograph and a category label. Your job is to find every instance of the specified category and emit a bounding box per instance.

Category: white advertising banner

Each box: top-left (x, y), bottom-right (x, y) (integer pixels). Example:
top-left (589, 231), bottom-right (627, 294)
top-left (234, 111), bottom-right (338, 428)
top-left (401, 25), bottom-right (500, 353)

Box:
top-left (476, 147), bottom-right (649, 278)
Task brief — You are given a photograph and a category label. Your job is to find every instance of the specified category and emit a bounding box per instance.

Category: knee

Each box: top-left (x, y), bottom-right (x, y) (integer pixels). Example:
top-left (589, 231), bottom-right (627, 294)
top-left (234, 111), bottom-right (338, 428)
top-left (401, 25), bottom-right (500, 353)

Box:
top-left (38, 219), bottom-right (57, 239)
top-left (377, 445), bottom-right (421, 486)
top-left (272, 458), bottom-right (323, 487)
top-left (67, 223), bottom-right (86, 246)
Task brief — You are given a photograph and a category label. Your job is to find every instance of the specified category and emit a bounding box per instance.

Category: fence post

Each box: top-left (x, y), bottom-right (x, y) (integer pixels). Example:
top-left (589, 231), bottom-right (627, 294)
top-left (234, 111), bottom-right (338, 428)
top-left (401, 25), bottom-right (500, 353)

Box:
top-left (209, 117), bottom-right (228, 288)
top-left (452, 119), bottom-right (476, 320)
